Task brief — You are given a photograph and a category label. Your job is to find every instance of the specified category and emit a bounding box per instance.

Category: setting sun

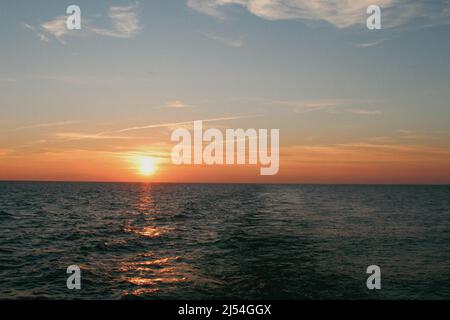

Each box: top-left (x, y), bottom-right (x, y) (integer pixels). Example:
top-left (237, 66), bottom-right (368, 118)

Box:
top-left (138, 157), bottom-right (157, 176)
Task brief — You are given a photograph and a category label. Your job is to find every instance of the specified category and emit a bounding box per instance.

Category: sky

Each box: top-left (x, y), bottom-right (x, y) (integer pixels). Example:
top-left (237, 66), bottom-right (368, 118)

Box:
top-left (0, 0), bottom-right (450, 183)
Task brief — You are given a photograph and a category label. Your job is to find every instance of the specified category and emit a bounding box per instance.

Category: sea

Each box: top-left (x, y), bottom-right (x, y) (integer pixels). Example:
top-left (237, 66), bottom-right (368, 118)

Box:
top-left (0, 182), bottom-right (449, 299)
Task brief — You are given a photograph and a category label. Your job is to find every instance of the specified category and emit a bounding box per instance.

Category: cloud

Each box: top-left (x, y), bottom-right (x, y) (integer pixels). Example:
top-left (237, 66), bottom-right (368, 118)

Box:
top-left (396, 129), bottom-right (443, 141)
top-left (47, 115), bottom-right (261, 142)
top-left (187, 0), bottom-right (233, 19)
top-left (166, 100), bottom-right (193, 108)
top-left (117, 114), bottom-right (261, 133)
top-left (90, 4), bottom-right (142, 38)
top-left (344, 109), bottom-right (382, 115)
top-left (202, 32), bottom-right (245, 47)
top-left (285, 99), bottom-right (347, 113)
top-left (187, 0), bottom-right (446, 29)
top-left (23, 23), bottom-right (51, 42)
top-left (15, 121), bottom-right (77, 131)
top-left (273, 99), bottom-right (381, 115)
top-left (41, 16), bottom-right (68, 42)
top-left (54, 132), bottom-right (133, 141)
top-left (286, 142), bottom-right (450, 164)
top-left (24, 4), bottom-right (141, 43)
top-left (353, 39), bottom-right (387, 48)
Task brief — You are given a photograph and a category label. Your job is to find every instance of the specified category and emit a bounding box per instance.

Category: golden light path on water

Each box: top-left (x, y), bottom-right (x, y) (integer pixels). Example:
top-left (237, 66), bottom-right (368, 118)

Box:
top-left (120, 256), bottom-right (189, 296)
top-left (120, 184), bottom-right (189, 297)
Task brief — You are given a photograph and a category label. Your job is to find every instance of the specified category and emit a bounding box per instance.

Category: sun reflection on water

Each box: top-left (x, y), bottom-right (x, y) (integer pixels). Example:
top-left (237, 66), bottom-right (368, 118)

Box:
top-left (120, 256), bottom-right (189, 297)
top-left (135, 184), bottom-right (156, 213)
top-left (124, 224), bottom-right (174, 238)
top-left (119, 184), bottom-right (191, 298)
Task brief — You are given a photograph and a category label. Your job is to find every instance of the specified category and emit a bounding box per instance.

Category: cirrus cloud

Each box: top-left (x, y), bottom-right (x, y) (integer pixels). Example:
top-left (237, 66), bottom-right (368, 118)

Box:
top-left (187, 0), bottom-right (447, 29)
top-left (90, 4), bottom-right (142, 38)
top-left (24, 4), bottom-right (142, 43)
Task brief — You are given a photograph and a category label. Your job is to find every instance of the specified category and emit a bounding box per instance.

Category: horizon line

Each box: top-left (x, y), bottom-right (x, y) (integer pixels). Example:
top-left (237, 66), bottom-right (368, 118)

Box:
top-left (0, 179), bottom-right (449, 186)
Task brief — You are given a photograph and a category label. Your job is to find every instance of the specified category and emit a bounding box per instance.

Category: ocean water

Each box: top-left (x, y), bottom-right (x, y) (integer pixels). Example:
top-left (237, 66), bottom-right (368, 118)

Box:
top-left (0, 182), bottom-right (449, 300)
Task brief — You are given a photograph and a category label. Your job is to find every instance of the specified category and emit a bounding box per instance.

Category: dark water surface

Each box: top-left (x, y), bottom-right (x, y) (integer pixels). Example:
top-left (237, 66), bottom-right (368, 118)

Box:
top-left (0, 182), bottom-right (449, 299)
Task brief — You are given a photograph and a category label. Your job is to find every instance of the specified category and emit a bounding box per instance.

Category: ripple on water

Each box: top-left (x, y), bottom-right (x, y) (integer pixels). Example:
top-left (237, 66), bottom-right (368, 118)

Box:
top-left (119, 256), bottom-right (188, 298)
top-left (1, 183), bottom-right (450, 299)
top-left (123, 223), bottom-right (174, 239)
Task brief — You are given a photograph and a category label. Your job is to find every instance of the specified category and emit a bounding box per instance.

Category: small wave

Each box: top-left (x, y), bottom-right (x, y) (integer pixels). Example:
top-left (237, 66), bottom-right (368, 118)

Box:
top-left (124, 224), bottom-right (174, 238)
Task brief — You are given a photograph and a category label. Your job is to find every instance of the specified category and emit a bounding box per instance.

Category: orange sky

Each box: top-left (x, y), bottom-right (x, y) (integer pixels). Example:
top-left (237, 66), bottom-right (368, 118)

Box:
top-left (1, 132), bottom-right (449, 183)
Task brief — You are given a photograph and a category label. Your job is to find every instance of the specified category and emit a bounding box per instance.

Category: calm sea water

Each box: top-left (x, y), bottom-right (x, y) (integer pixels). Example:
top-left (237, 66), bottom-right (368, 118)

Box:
top-left (0, 182), bottom-right (449, 299)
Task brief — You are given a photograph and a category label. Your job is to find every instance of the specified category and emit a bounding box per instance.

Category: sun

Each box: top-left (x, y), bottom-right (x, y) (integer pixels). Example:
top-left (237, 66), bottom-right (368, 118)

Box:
top-left (138, 157), bottom-right (157, 176)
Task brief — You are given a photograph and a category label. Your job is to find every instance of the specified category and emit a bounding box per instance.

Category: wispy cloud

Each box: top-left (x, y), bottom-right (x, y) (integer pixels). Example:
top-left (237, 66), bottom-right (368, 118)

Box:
top-left (285, 142), bottom-right (450, 164)
top-left (90, 4), bottom-right (142, 38)
top-left (49, 114), bottom-right (261, 142)
top-left (285, 99), bottom-right (348, 113)
top-left (41, 16), bottom-right (68, 43)
top-left (202, 32), bottom-right (245, 47)
top-left (274, 99), bottom-right (382, 115)
top-left (344, 109), bottom-right (382, 115)
top-left (396, 129), bottom-right (445, 141)
top-left (187, 0), bottom-right (227, 19)
top-left (117, 114), bottom-right (261, 133)
top-left (24, 4), bottom-right (142, 43)
top-left (166, 100), bottom-right (193, 108)
top-left (15, 121), bottom-right (77, 131)
top-left (23, 23), bottom-right (51, 42)
top-left (353, 39), bottom-right (387, 48)
top-left (54, 132), bottom-right (133, 141)
top-left (187, 0), bottom-right (448, 29)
